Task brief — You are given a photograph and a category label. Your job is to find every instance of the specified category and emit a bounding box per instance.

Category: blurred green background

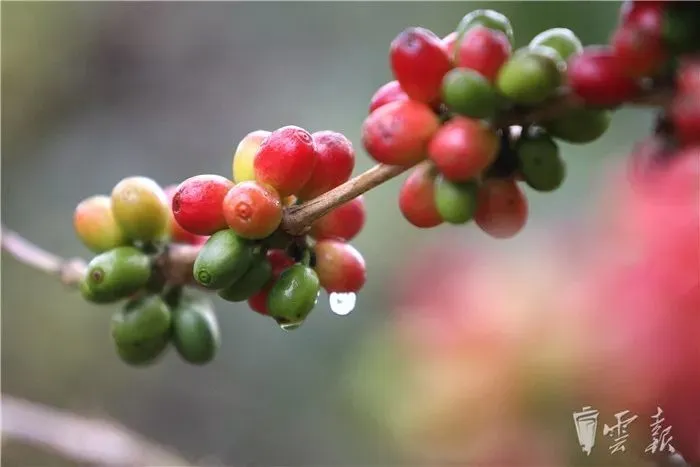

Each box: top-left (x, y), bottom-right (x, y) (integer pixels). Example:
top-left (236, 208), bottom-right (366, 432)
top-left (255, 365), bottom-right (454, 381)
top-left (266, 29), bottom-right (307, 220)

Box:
top-left (2, 2), bottom-right (656, 465)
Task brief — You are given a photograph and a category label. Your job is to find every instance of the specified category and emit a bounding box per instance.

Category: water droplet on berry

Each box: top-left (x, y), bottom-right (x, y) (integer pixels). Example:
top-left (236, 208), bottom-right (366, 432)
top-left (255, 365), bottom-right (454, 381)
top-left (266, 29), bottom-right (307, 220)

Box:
top-left (329, 292), bottom-right (356, 316)
top-left (279, 321), bottom-right (303, 331)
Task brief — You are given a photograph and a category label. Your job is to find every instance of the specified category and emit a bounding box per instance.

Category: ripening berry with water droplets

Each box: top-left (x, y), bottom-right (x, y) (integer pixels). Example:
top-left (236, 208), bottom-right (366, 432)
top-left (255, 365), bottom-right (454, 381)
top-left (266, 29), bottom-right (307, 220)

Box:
top-left (267, 264), bottom-right (321, 324)
top-left (313, 240), bottom-right (366, 293)
top-left (172, 175), bottom-right (235, 236)
top-left (496, 46), bottom-right (564, 105)
top-left (362, 100), bottom-right (440, 166)
top-left (222, 181), bottom-right (282, 240)
top-left (253, 125), bottom-right (317, 197)
top-left (369, 81), bottom-right (409, 114)
top-left (441, 68), bottom-right (499, 119)
top-left (529, 28), bottom-right (583, 61)
top-left (84, 246), bottom-right (152, 302)
top-left (390, 27), bottom-right (453, 104)
top-left (310, 196), bottom-right (366, 242)
top-left (74, 195), bottom-right (128, 253)
top-left (233, 130), bottom-right (270, 183)
top-left (567, 46), bottom-right (640, 106)
top-left (475, 178), bottom-right (528, 239)
top-left (543, 108), bottom-right (612, 144)
top-left (163, 185), bottom-right (208, 245)
top-left (454, 26), bottom-right (512, 82)
top-left (516, 129), bottom-right (566, 192)
top-left (456, 9), bottom-right (515, 46)
top-left (111, 176), bottom-right (170, 242)
top-left (297, 131), bottom-right (355, 200)
top-left (428, 117), bottom-right (500, 182)
top-left (399, 163), bottom-right (443, 228)
top-left (611, 25), bottom-right (666, 78)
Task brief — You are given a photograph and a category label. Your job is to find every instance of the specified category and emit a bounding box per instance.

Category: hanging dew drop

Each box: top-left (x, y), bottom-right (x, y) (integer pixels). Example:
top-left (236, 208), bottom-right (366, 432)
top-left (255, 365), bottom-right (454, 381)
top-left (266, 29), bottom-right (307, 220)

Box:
top-left (329, 292), bottom-right (356, 316)
top-left (280, 322), bottom-right (303, 331)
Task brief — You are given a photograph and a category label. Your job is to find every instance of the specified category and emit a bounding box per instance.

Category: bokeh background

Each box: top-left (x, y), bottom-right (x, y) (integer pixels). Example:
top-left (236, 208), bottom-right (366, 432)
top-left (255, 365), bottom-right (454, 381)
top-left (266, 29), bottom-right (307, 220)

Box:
top-left (3, 2), bottom-right (696, 466)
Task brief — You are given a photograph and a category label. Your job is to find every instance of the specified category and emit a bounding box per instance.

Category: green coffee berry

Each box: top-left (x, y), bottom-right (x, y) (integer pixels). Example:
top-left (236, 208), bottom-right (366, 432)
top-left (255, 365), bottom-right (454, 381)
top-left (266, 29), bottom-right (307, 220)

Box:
top-left (193, 229), bottom-right (254, 289)
top-left (80, 279), bottom-right (122, 304)
top-left (218, 254), bottom-right (272, 302)
top-left (529, 28), bottom-right (583, 61)
top-left (115, 335), bottom-right (169, 367)
top-left (442, 68), bottom-right (500, 119)
top-left (516, 130), bottom-right (566, 192)
top-left (111, 295), bottom-right (172, 347)
top-left (496, 46), bottom-right (564, 105)
top-left (172, 295), bottom-right (220, 365)
top-left (84, 246), bottom-right (151, 301)
top-left (267, 264), bottom-right (320, 323)
top-left (111, 176), bottom-right (170, 242)
top-left (543, 108), bottom-right (612, 144)
top-left (456, 9), bottom-right (514, 46)
top-left (434, 176), bottom-right (479, 225)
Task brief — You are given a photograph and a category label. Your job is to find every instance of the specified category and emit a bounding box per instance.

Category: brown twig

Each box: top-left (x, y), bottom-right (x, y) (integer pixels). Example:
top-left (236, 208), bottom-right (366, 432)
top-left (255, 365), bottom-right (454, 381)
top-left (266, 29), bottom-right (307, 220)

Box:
top-left (2, 86), bottom-right (673, 284)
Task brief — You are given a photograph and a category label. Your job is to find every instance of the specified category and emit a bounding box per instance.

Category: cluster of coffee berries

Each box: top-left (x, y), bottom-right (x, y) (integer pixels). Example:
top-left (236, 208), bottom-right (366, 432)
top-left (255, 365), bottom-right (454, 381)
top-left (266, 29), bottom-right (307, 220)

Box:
top-left (171, 126), bottom-right (367, 330)
top-left (74, 177), bottom-right (220, 366)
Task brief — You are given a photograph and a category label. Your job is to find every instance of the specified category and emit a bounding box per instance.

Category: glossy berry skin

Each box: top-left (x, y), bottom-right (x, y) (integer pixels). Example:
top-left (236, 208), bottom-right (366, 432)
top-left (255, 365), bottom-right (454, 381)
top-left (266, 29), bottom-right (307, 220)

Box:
top-left (253, 125), bottom-right (317, 197)
top-left (73, 195), bottom-right (128, 253)
top-left (310, 196), bottom-right (366, 241)
top-left (544, 108), bottom-right (612, 144)
top-left (389, 27), bottom-right (453, 104)
top-left (222, 182), bottom-right (282, 240)
top-left (433, 176), bottom-right (479, 225)
top-left (267, 264), bottom-right (321, 323)
top-left (611, 25), bottom-right (666, 78)
top-left (266, 249), bottom-right (296, 277)
top-left (171, 295), bottom-right (220, 365)
top-left (163, 185), bottom-right (208, 245)
top-left (172, 175), bottom-right (234, 236)
top-left (455, 26), bottom-right (512, 82)
top-left (313, 240), bottom-right (366, 293)
top-left (362, 100), bottom-right (440, 166)
top-left (297, 131), bottom-right (355, 200)
top-left (428, 117), bottom-right (500, 182)
top-left (218, 253), bottom-right (273, 302)
top-left (516, 130), bottom-right (566, 192)
top-left (369, 80), bottom-right (409, 114)
top-left (441, 68), bottom-right (499, 119)
top-left (233, 130), bottom-right (270, 183)
top-left (456, 9), bottom-right (514, 45)
top-left (529, 28), bottom-right (583, 61)
top-left (496, 46), bottom-right (564, 105)
top-left (399, 163), bottom-right (443, 228)
top-left (248, 286), bottom-right (272, 315)
top-left (111, 176), bottom-right (170, 242)
top-left (84, 246), bottom-right (152, 301)
top-left (111, 295), bottom-right (172, 348)
top-left (567, 46), bottom-right (640, 107)
top-left (193, 229), bottom-right (254, 289)
top-left (475, 178), bottom-right (528, 239)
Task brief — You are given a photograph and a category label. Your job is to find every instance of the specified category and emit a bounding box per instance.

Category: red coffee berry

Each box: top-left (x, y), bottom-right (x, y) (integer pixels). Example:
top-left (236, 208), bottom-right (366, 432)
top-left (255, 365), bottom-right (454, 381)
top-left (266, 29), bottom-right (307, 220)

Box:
top-left (442, 32), bottom-right (459, 61)
top-left (266, 249), bottom-right (295, 277)
top-left (671, 94), bottom-right (700, 146)
top-left (310, 196), bottom-right (366, 241)
top-left (455, 26), bottom-right (512, 82)
top-left (313, 240), bottom-right (366, 293)
top-left (567, 46), bottom-right (640, 106)
top-left (297, 131), bottom-right (355, 200)
top-left (390, 27), bottom-right (453, 104)
top-left (611, 25), bottom-right (666, 78)
top-left (369, 80), bottom-right (409, 114)
top-left (362, 100), bottom-right (440, 166)
top-left (399, 163), bottom-right (443, 228)
top-left (428, 117), bottom-right (500, 181)
top-left (222, 181), bottom-right (283, 239)
top-left (475, 178), bottom-right (528, 239)
top-left (621, 1), bottom-right (664, 36)
top-left (172, 174), bottom-right (234, 236)
top-left (248, 286), bottom-right (271, 315)
top-left (677, 59), bottom-right (700, 95)
top-left (164, 185), bottom-right (209, 245)
top-left (253, 125), bottom-right (317, 197)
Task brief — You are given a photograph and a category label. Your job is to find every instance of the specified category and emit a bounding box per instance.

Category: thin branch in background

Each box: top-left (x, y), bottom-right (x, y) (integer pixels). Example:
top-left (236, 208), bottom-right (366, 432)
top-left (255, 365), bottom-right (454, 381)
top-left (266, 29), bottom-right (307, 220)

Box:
top-left (1, 395), bottom-right (191, 466)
